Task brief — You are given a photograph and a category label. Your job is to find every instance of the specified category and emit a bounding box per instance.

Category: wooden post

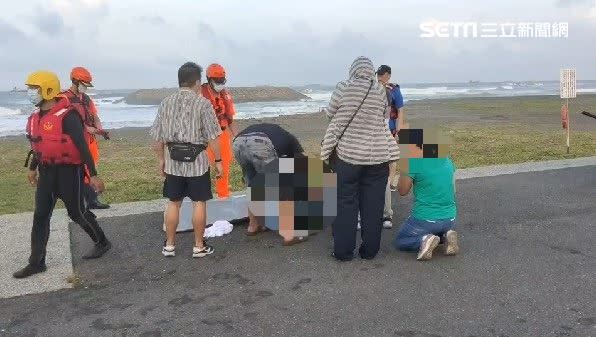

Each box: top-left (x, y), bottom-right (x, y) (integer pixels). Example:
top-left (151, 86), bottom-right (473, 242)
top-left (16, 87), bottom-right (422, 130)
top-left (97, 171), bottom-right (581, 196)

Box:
top-left (566, 98), bottom-right (570, 154)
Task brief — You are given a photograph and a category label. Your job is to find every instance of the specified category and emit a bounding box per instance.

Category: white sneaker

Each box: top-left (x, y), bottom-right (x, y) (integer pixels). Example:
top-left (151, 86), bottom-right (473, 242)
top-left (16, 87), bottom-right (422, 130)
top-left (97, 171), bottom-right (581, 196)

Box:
top-left (382, 218), bottom-right (393, 229)
top-left (444, 230), bottom-right (460, 256)
top-left (192, 244), bottom-right (214, 258)
top-left (162, 241), bottom-right (175, 257)
top-left (417, 235), bottom-right (440, 261)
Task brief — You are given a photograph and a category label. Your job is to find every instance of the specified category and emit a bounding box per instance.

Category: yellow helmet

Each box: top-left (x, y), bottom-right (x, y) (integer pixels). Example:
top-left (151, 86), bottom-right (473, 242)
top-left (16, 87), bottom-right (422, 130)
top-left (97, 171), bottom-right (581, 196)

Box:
top-left (25, 71), bottom-right (61, 100)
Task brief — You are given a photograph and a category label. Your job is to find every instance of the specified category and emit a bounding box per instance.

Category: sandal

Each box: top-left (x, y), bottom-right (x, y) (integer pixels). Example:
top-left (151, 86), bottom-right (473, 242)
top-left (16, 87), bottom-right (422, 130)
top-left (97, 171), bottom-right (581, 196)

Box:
top-left (283, 236), bottom-right (308, 246)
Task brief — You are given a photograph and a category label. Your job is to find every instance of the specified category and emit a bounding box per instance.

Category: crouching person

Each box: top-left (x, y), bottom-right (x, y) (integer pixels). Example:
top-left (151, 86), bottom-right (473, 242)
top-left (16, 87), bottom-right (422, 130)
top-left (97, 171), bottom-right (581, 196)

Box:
top-left (232, 123), bottom-right (310, 246)
top-left (393, 128), bottom-right (459, 261)
top-left (151, 62), bottom-right (223, 258)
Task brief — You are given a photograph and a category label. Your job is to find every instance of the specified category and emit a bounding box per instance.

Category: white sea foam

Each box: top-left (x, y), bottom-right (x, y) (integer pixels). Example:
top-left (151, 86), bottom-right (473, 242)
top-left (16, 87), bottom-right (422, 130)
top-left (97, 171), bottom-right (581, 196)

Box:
top-left (0, 106), bottom-right (22, 116)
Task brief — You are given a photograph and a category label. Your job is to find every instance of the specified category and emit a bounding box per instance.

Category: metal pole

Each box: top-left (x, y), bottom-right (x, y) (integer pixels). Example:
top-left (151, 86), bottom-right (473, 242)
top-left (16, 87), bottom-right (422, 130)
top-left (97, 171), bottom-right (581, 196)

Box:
top-left (566, 97), bottom-right (570, 154)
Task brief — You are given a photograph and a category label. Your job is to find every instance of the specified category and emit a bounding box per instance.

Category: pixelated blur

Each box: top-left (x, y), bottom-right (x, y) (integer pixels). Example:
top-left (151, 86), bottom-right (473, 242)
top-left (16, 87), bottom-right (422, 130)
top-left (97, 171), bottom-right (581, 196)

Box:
top-left (247, 157), bottom-right (337, 237)
top-left (397, 124), bottom-right (452, 159)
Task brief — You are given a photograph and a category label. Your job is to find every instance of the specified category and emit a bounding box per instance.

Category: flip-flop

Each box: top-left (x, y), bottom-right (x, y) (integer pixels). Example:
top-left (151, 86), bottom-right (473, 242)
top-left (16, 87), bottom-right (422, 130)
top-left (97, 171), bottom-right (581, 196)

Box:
top-left (282, 236), bottom-right (308, 246)
top-left (246, 226), bottom-right (267, 236)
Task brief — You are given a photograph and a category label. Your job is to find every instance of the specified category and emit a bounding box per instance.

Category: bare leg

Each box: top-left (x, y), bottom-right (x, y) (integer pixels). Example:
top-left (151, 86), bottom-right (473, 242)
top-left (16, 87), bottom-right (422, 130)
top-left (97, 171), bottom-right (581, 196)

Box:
top-left (247, 208), bottom-right (263, 232)
top-left (192, 201), bottom-right (207, 248)
top-left (165, 201), bottom-right (182, 246)
top-left (279, 201), bottom-right (294, 243)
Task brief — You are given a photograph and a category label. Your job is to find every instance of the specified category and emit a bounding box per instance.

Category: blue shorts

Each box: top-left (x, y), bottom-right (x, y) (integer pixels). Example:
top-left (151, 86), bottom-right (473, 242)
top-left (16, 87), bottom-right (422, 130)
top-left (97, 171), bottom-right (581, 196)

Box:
top-left (394, 216), bottom-right (456, 251)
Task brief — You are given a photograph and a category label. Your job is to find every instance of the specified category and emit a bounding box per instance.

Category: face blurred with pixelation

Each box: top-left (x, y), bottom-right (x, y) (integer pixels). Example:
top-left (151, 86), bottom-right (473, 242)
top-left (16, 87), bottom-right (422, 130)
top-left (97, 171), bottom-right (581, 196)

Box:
top-left (377, 73), bottom-right (391, 85)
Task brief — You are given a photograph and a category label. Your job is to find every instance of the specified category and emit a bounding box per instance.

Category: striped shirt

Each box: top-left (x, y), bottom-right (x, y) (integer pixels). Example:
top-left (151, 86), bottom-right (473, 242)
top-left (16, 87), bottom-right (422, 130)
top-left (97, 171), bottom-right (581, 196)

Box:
top-left (150, 88), bottom-right (222, 177)
top-left (321, 57), bottom-right (399, 165)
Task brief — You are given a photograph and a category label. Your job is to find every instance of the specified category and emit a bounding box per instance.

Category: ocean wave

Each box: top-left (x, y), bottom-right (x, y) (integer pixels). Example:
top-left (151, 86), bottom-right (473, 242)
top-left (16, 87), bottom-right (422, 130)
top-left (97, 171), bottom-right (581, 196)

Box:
top-left (472, 87), bottom-right (499, 91)
top-left (500, 85), bottom-right (514, 90)
top-left (305, 92), bottom-right (333, 101)
top-left (578, 88), bottom-right (596, 93)
top-left (93, 96), bottom-right (125, 105)
top-left (0, 106), bottom-right (22, 116)
top-left (401, 87), bottom-right (470, 96)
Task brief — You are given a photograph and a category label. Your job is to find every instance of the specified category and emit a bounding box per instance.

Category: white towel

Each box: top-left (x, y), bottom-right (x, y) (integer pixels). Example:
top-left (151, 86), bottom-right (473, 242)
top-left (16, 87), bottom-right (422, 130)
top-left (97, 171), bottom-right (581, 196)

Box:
top-left (204, 220), bottom-right (234, 238)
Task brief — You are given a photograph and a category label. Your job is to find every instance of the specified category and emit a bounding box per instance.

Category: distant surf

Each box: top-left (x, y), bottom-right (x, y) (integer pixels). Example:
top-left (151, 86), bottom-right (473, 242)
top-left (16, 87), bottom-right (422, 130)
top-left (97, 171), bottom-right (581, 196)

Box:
top-left (1, 80), bottom-right (595, 137)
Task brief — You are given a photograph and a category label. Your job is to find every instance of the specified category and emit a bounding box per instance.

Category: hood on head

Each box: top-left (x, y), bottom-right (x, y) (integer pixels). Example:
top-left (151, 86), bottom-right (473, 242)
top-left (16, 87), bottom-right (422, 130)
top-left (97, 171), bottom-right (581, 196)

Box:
top-left (349, 56), bottom-right (374, 80)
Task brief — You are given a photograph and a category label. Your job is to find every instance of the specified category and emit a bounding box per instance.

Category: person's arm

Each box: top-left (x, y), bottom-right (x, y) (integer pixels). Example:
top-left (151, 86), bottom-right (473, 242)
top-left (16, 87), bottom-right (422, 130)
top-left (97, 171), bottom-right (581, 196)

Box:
top-left (28, 156), bottom-right (39, 171)
top-left (153, 141), bottom-right (166, 177)
top-left (452, 159), bottom-right (457, 194)
top-left (397, 175), bottom-right (413, 196)
top-left (291, 133), bottom-right (304, 155)
top-left (62, 111), bottom-right (97, 176)
top-left (151, 103), bottom-right (166, 176)
top-left (27, 156), bottom-right (39, 186)
top-left (89, 99), bottom-right (103, 130)
top-left (324, 83), bottom-right (345, 120)
top-left (228, 122), bottom-right (237, 137)
top-left (397, 157), bottom-right (413, 196)
top-left (200, 103), bottom-right (223, 177)
top-left (224, 91), bottom-right (237, 136)
top-left (393, 87), bottom-right (405, 131)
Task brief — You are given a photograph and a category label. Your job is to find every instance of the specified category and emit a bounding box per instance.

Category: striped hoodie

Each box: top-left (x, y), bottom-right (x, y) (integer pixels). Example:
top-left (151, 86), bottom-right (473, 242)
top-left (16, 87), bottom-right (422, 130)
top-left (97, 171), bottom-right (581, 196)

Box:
top-left (321, 57), bottom-right (399, 165)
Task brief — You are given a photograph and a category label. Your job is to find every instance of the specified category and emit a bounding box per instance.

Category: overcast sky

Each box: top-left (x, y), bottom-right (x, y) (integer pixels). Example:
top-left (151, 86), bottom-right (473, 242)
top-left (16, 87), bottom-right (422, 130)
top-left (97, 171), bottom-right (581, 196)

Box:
top-left (1, 0), bottom-right (595, 89)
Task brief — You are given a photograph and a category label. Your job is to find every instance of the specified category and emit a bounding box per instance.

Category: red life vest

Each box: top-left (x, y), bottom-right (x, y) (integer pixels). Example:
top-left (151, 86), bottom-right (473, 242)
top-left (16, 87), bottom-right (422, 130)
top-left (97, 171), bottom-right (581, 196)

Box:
top-left (26, 98), bottom-right (84, 165)
top-left (201, 84), bottom-right (234, 130)
top-left (61, 90), bottom-right (96, 128)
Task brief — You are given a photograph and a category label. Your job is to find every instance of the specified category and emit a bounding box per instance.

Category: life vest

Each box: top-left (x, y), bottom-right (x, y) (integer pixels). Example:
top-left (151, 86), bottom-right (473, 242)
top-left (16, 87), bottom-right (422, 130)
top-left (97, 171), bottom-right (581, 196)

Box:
top-left (201, 84), bottom-right (234, 130)
top-left (385, 83), bottom-right (399, 120)
top-left (26, 98), bottom-right (83, 165)
top-left (61, 90), bottom-right (97, 128)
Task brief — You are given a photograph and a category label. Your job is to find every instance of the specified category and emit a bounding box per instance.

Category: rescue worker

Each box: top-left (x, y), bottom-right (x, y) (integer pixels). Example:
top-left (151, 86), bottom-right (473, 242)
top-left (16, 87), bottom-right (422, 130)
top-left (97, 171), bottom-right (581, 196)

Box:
top-left (201, 64), bottom-right (236, 199)
top-left (62, 66), bottom-right (110, 209)
top-left (13, 71), bottom-right (111, 279)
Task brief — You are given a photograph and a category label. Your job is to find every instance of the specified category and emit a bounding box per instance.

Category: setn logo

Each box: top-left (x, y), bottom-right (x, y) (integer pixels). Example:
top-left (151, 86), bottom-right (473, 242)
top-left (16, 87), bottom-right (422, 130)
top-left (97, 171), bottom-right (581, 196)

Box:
top-left (420, 22), bottom-right (479, 38)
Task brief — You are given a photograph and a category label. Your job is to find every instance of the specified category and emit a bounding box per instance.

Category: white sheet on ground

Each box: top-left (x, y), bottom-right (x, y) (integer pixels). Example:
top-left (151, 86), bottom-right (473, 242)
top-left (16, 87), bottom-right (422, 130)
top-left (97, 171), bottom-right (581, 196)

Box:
top-left (204, 220), bottom-right (233, 238)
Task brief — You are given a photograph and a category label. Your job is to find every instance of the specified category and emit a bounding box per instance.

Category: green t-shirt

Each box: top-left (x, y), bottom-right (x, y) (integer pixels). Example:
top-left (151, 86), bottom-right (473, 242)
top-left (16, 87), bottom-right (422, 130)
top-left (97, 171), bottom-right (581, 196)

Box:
top-left (407, 157), bottom-right (457, 220)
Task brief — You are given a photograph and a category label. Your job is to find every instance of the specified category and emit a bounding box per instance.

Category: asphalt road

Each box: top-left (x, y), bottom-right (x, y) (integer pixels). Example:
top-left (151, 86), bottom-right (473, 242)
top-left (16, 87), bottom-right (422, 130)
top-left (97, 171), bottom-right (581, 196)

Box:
top-left (1, 166), bottom-right (595, 337)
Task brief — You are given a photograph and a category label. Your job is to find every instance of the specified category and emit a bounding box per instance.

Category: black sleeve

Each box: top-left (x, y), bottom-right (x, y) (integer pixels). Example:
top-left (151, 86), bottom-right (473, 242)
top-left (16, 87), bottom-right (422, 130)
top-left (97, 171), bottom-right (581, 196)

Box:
top-left (290, 133), bottom-right (304, 155)
top-left (62, 110), bottom-right (98, 176)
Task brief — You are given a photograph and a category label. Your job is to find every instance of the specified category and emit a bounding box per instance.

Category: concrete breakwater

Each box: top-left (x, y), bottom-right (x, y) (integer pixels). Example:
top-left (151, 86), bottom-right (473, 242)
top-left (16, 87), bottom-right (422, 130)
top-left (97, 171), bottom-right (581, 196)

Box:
top-left (125, 86), bottom-right (310, 105)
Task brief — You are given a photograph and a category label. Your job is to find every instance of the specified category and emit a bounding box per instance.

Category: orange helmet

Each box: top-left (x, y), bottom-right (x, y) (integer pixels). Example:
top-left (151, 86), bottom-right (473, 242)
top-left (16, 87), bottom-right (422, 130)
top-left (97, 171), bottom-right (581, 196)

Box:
top-left (70, 67), bottom-right (93, 86)
top-left (206, 64), bottom-right (226, 79)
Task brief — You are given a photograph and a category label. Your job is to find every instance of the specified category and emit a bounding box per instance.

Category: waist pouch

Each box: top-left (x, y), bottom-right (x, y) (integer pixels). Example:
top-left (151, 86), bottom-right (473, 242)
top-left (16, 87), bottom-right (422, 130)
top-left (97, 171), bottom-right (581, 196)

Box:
top-left (167, 142), bottom-right (206, 162)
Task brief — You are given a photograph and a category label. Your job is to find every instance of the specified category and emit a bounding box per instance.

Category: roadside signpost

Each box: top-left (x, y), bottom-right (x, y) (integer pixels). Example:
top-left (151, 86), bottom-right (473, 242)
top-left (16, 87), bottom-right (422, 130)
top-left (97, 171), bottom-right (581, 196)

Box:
top-left (560, 69), bottom-right (576, 154)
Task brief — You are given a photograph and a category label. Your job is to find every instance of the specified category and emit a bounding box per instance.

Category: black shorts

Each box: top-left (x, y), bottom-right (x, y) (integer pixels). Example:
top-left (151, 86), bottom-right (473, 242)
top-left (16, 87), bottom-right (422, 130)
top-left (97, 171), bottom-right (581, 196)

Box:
top-left (163, 171), bottom-right (213, 202)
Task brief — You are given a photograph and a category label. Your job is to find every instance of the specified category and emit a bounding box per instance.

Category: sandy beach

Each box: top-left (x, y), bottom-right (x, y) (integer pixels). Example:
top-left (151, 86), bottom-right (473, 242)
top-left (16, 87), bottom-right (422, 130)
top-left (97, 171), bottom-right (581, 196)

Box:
top-left (1, 94), bottom-right (595, 214)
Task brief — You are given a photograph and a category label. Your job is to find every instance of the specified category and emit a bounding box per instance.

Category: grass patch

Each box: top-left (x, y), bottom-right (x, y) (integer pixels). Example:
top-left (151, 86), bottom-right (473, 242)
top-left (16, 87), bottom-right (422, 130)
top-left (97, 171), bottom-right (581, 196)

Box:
top-left (0, 125), bottom-right (594, 215)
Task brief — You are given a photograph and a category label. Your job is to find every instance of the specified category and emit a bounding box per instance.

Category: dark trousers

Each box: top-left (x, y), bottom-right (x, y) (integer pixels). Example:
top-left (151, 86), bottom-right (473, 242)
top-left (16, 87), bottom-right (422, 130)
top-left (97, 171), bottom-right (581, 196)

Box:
top-left (30, 164), bottom-right (107, 266)
top-left (83, 184), bottom-right (98, 205)
top-left (332, 158), bottom-right (389, 261)
top-left (83, 183), bottom-right (99, 205)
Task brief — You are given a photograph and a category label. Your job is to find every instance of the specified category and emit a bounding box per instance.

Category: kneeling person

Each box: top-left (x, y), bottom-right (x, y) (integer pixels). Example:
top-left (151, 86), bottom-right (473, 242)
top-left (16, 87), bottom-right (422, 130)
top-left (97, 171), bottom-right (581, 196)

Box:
top-left (393, 128), bottom-right (459, 261)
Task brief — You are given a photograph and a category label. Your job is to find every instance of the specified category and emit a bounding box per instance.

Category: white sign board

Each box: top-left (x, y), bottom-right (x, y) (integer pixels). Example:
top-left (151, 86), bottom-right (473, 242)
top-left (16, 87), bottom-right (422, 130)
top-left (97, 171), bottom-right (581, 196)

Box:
top-left (560, 69), bottom-right (576, 99)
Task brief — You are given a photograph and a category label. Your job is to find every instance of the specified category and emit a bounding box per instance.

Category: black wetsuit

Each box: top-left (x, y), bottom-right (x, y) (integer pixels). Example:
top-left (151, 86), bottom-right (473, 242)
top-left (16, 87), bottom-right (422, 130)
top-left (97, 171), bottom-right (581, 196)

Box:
top-left (27, 108), bottom-right (107, 267)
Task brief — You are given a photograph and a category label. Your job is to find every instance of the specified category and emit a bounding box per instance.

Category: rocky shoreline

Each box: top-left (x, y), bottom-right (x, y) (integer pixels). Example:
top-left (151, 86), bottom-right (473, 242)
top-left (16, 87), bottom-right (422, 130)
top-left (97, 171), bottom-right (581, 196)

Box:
top-left (125, 86), bottom-right (309, 105)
